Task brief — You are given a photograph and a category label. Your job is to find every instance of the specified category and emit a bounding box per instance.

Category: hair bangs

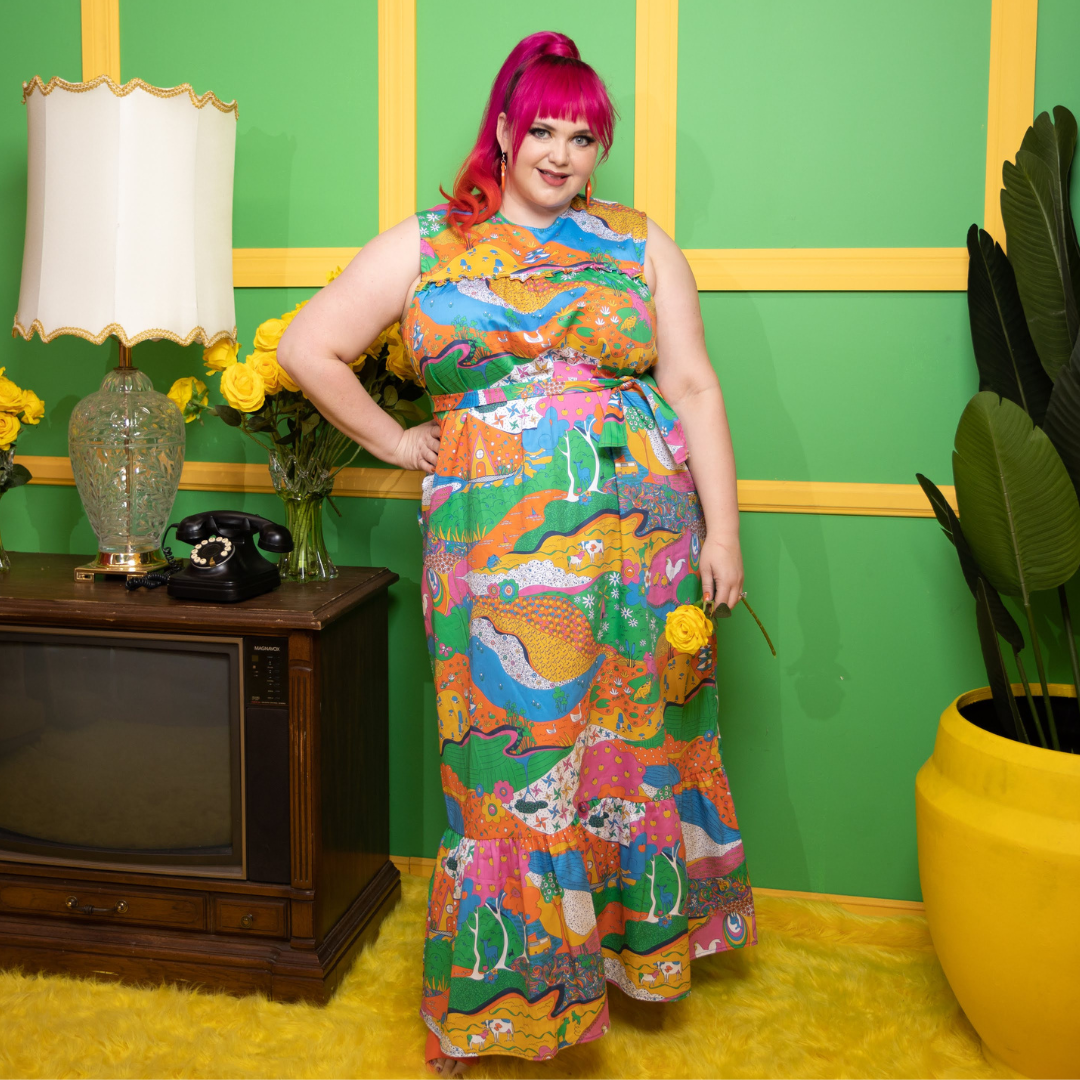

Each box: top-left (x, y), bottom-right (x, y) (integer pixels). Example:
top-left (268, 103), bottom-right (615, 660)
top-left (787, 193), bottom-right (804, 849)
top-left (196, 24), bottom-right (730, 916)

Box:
top-left (506, 57), bottom-right (615, 161)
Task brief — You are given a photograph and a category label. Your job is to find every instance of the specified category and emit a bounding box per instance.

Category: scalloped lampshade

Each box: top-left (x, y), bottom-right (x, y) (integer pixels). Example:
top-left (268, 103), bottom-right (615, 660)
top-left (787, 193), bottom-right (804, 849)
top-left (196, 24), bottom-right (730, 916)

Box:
top-left (15, 75), bottom-right (237, 348)
top-left (13, 76), bottom-right (238, 578)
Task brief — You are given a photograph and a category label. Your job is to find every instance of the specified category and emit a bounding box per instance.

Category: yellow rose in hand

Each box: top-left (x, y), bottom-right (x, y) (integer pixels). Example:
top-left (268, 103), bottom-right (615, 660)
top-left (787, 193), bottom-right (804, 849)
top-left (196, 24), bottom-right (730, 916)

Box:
top-left (167, 377), bottom-right (209, 423)
top-left (348, 352), bottom-right (366, 372)
top-left (254, 318), bottom-right (288, 353)
top-left (0, 368), bottom-right (24, 412)
top-left (220, 362), bottom-right (266, 414)
top-left (247, 350), bottom-right (283, 394)
top-left (665, 604), bottom-right (713, 654)
top-left (16, 388), bottom-right (44, 424)
top-left (203, 338), bottom-right (240, 372)
top-left (0, 412), bottom-right (21, 450)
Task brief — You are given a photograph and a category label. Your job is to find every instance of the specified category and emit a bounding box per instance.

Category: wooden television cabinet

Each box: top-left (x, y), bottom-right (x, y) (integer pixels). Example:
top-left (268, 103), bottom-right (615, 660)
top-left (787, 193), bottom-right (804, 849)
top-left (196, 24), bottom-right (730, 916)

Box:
top-left (0, 552), bottom-right (401, 1003)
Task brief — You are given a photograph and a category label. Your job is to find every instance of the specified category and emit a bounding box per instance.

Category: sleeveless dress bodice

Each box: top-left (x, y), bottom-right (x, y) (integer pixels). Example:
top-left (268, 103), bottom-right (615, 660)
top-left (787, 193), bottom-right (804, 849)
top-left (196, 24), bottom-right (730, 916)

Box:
top-left (403, 198), bottom-right (756, 1063)
top-left (403, 196), bottom-right (657, 393)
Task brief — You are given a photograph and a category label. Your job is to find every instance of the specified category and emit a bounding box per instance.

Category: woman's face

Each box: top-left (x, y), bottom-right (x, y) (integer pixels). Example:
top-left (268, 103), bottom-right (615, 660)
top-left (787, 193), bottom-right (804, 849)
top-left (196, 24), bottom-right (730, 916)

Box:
top-left (497, 114), bottom-right (600, 213)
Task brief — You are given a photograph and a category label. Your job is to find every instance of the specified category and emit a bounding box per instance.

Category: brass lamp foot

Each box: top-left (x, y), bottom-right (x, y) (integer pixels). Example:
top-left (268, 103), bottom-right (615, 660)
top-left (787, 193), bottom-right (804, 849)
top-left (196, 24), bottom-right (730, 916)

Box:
top-left (74, 549), bottom-right (168, 581)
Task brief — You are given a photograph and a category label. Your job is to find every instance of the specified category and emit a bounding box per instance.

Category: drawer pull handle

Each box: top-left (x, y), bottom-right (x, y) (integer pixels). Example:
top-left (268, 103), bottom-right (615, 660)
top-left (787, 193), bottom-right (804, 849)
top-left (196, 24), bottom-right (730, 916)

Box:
top-left (66, 896), bottom-right (128, 916)
top-left (240, 913), bottom-right (254, 929)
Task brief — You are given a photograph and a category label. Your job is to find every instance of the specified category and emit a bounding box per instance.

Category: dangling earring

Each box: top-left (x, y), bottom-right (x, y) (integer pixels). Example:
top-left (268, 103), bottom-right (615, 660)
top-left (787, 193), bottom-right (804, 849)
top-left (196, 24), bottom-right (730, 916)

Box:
top-left (585, 176), bottom-right (593, 209)
top-left (500, 152), bottom-right (507, 193)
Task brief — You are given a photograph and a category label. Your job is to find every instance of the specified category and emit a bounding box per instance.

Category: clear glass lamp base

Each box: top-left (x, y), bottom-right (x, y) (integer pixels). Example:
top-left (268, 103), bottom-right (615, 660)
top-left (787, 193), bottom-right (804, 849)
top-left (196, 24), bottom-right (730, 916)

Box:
top-left (68, 367), bottom-right (185, 577)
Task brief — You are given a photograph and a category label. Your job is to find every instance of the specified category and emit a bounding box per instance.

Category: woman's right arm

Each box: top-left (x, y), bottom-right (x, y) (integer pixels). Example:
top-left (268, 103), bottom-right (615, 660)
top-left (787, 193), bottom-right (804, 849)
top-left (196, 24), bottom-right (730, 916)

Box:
top-left (276, 215), bottom-right (440, 474)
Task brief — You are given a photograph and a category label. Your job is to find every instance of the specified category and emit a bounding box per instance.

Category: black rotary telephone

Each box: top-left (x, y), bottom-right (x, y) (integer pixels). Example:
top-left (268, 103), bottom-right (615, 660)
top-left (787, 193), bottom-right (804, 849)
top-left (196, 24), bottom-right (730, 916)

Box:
top-left (164, 511), bottom-right (294, 603)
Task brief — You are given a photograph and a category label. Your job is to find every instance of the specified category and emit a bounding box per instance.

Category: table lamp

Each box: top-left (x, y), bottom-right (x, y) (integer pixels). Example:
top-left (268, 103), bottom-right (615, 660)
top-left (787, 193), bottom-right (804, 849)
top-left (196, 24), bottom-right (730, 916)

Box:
top-left (13, 75), bottom-right (238, 579)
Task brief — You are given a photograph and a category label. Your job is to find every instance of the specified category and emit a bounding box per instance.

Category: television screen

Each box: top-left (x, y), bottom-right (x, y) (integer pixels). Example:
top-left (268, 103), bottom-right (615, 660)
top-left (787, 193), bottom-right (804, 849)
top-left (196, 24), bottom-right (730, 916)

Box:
top-left (0, 630), bottom-right (242, 867)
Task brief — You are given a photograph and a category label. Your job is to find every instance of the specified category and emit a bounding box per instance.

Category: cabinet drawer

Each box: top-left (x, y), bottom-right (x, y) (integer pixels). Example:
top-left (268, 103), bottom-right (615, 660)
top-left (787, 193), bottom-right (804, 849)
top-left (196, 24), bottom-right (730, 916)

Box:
top-left (0, 880), bottom-right (206, 930)
top-left (214, 897), bottom-right (287, 938)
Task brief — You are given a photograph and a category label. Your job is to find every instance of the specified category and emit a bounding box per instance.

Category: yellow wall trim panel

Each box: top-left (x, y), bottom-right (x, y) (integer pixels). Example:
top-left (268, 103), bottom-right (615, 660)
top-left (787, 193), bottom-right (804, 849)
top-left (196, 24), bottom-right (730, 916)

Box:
top-left (232, 248), bottom-right (361, 288)
top-left (378, 0), bottom-right (417, 233)
top-left (736, 480), bottom-right (955, 517)
top-left (686, 248), bottom-right (969, 292)
top-left (752, 886), bottom-right (925, 920)
top-left (234, 247), bottom-right (969, 294)
top-left (18, 457), bottom-right (954, 518)
top-left (984, 0), bottom-right (1038, 246)
top-left (18, 456), bottom-right (424, 501)
top-left (634, 0), bottom-right (679, 235)
top-left (80, 0), bottom-right (120, 83)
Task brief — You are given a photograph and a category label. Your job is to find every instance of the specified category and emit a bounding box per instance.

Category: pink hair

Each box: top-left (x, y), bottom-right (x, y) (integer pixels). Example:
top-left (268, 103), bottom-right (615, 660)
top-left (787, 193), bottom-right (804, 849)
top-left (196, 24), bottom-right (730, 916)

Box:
top-left (442, 31), bottom-right (616, 238)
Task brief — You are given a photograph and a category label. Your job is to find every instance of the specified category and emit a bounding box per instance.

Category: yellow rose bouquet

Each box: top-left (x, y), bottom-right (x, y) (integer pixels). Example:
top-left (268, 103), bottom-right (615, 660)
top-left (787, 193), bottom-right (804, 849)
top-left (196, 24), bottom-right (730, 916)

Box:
top-left (168, 274), bottom-right (425, 581)
top-left (0, 367), bottom-right (46, 572)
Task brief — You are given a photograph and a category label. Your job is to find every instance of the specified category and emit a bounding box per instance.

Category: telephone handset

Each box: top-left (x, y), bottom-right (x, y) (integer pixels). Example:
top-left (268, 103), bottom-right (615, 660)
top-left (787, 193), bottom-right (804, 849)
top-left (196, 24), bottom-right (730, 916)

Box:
top-left (166, 511), bottom-right (293, 603)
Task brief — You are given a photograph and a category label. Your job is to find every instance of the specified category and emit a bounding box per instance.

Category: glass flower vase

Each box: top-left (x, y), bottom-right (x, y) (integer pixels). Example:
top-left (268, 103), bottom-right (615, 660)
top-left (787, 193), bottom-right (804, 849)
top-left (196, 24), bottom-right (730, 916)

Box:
top-left (0, 489), bottom-right (9, 574)
top-left (268, 448), bottom-right (337, 582)
top-left (0, 447), bottom-right (16, 573)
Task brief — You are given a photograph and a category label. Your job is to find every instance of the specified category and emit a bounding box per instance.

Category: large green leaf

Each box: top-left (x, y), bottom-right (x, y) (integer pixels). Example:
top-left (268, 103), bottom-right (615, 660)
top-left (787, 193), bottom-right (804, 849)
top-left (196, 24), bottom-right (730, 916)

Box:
top-left (953, 392), bottom-right (1080, 598)
top-left (966, 225), bottom-right (1053, 423)
top-left (1001, 108), bottom-right (1080, 380)
top-left (1042, 333), bottom-right (1080, 499)
top-left (916, 472), bottom-right (1025, 651)
top-left (1025, 106), bottom-right (1080, 301)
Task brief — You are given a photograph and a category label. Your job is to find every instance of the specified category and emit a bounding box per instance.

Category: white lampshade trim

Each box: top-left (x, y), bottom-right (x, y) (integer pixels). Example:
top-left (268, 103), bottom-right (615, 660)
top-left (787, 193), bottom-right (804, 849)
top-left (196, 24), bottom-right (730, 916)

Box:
top-left (19, 74), bottom-right (239, 116)
top-left (14, 75), bottom-right (239, 349)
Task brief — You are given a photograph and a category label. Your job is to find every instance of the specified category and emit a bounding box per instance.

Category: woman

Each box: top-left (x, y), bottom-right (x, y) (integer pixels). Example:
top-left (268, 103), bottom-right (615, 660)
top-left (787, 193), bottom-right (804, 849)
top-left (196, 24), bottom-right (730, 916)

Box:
top-left (278, 31), bottom-right (756, 1073)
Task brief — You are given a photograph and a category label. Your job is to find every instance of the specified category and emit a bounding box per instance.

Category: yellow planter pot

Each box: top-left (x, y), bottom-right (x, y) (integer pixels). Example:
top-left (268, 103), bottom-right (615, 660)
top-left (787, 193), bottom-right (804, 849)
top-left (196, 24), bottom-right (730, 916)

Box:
top-left (915, 685), bottom-right (1080, 1079)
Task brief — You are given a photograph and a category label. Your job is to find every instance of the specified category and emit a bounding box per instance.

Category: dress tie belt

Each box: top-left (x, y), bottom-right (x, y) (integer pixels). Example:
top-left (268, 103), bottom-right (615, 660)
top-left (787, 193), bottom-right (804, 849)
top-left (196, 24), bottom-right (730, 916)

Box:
top-left (429, 372), bottom-right (688, 464)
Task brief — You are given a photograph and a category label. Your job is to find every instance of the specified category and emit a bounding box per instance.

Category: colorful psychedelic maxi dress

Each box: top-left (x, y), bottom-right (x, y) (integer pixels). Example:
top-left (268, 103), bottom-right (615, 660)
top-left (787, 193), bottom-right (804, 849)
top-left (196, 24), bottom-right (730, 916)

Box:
top-left (402, 196), bottom-right (757, 1062)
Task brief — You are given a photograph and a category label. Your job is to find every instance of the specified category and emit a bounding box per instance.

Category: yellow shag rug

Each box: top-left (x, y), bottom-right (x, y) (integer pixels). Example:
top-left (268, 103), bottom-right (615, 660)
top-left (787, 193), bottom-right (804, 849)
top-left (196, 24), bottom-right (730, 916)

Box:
top-left (0, 876), bottom-right (1024, 1079)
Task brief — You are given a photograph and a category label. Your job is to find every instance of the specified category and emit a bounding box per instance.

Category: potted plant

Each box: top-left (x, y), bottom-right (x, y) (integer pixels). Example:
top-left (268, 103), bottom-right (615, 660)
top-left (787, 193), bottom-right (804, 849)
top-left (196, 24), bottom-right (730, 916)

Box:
top-left (915, 107), bottom-right (1080, 1079)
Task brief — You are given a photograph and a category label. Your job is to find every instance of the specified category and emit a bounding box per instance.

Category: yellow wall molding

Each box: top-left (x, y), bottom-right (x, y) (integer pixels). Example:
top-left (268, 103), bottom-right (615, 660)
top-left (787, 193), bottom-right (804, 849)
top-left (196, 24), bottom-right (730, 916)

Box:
top-left (19, 456), bottom-right (954, 518)
top-left (686, 247), bottom-right (968, 292)
top-left (232, 248), bottom-right (361, 289)
top-left (736, 479), bottom-right (954, 517)
top-left (751, 886), bottom-right (925, 920)
top-left (18, 456), bottom-right (423, 501)
top-left (378, 0), bottom-right (417, 233)
top-left (232, 246), bottom-right (968, 293)
top-left (984, 0), bottom-right (1038, 247)
top-left (634, 0), bottom-right (679, 236)
top-left (389, 856), bottom-right (925, 918)
top-left (80, 0), bottom-right (120, 82)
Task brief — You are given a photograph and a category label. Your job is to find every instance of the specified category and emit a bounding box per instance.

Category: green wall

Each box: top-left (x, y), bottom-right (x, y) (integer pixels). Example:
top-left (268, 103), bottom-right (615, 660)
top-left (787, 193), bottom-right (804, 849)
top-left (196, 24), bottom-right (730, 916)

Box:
top-left (3, 1), bottom-right (1079, 901)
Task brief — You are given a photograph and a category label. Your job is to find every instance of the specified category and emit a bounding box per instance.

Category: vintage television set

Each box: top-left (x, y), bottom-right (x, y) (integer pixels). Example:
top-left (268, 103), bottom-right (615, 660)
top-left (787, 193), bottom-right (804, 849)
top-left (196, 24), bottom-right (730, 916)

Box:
top-left (0, 553), bottom-right (400, 1003)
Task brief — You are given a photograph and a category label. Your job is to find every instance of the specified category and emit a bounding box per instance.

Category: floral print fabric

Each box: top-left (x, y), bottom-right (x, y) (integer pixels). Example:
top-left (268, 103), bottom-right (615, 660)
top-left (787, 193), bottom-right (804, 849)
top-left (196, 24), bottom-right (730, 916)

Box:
top-left (402, 197), bottom-right (756, 1061)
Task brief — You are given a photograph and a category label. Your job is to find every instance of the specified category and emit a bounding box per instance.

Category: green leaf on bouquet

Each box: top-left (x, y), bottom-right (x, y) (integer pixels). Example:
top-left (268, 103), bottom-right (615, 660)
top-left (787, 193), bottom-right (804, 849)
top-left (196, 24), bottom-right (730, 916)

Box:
top-left (5, 463), bottom-right (31, 489)
top-left (246, 410), bottom-right (274, 432)
top-left (213, 404), bottom-right (243, 427)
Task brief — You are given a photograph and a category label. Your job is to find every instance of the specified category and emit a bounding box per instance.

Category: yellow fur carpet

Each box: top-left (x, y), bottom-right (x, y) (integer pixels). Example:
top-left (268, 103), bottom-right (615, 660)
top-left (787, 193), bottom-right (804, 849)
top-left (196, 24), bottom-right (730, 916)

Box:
top-left (0, 876), bottom-right (1023, 1079)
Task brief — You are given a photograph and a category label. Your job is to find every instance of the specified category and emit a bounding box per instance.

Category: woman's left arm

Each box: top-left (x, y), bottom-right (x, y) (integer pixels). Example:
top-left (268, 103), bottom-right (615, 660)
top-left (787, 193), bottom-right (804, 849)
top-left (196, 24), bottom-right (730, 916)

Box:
top-left (644, 218), bottom-right (743, 612)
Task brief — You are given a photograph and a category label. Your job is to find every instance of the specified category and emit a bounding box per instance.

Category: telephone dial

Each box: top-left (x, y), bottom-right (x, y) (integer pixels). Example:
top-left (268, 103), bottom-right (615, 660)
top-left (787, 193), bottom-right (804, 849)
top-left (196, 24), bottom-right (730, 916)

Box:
top-left (164, 511), bottom-right (294, 603)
